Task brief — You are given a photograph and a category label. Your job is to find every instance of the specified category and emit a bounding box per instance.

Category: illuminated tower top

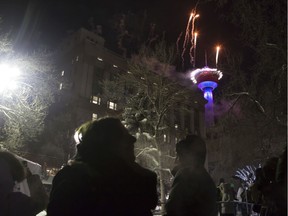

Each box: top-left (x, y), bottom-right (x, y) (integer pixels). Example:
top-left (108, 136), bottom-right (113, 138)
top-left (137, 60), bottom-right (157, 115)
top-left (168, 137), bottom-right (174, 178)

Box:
top-left (190, 67), bottom-right (223, 88)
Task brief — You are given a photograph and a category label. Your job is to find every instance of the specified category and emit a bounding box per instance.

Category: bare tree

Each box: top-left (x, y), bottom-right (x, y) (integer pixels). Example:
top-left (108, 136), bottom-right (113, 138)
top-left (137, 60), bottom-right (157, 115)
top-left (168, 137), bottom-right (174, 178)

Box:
top-left (206, 0), bottom-right (287, 181)
top-left (0, 50), bottom-right (57, 153)
top-left (103, 41), bottom-right (198, 214)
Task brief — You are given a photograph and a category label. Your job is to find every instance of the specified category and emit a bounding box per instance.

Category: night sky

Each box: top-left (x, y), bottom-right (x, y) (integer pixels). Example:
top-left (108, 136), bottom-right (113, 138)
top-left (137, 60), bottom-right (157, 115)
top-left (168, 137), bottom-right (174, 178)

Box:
top-left (0, 0), bottom-right (224, 52)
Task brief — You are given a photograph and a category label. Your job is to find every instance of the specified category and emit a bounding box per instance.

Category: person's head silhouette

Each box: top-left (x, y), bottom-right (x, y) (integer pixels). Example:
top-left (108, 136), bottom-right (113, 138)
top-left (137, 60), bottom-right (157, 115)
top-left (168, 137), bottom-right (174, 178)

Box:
top-left (176, 135), bottom-right (206, 167)
top-left (74, 117), bottom-right (136, 164)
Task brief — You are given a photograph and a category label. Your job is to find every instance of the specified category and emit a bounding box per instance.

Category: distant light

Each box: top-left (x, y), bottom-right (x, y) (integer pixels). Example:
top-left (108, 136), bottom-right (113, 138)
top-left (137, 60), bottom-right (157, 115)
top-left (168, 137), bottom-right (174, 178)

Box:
top-left (140, 77), bottom-right (145, 80)
top-left (113, 64), bottom-right (118, 68)
top-left (97, 57), bottom-right (103, 61)
top-left (127, 71), bottom-right (132, 74)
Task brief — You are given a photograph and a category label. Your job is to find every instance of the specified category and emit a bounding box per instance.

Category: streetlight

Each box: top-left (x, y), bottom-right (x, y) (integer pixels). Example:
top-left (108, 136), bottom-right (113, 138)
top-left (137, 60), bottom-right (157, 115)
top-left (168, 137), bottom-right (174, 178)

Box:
top-left (0, 63), bottom-right (21, 93)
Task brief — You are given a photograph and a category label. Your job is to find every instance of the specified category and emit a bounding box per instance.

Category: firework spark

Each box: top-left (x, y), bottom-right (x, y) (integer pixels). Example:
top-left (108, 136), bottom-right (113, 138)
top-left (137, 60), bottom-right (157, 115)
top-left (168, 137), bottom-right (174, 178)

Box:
top-left (181, 12), bottom-right (194, 68)
top-left (180, 8), bottom-right (199, 69)
top-left (176, 32), bottom-right (183, 55)
top-left (216, 46), bottom-right (220, 67)
top-left (189, 14), bottom-right (199, 66)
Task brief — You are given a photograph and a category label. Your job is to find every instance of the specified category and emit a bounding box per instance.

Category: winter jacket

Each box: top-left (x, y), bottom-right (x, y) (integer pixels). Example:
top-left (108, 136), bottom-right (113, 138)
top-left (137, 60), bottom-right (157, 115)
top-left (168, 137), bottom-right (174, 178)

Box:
top-left (165, 166), bottom-right (217, 216)
top-left (47, 160), bottom-right (158, 216)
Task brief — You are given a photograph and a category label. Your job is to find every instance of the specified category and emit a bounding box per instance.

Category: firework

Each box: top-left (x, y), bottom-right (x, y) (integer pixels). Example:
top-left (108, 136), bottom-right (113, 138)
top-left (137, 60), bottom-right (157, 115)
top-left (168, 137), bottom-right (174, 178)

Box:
top-left (216, 46), bottom-right (220, 67)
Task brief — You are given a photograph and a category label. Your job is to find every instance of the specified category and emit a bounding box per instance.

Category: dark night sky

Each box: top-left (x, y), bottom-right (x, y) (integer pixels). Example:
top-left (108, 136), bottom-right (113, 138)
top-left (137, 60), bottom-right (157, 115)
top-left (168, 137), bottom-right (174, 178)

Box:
top-left (0, 0), bottom-right (226, 66)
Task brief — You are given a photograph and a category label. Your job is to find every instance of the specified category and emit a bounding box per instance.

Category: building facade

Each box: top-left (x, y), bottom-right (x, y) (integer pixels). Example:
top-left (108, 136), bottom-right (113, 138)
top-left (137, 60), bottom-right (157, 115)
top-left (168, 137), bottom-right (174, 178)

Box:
top-left (55, 28), bottom-right (207, 158)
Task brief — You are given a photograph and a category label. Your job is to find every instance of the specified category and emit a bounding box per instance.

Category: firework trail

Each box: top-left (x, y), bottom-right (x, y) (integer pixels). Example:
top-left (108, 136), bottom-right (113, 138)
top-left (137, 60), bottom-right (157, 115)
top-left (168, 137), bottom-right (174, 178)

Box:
top-left (181, 12), bottom-right (193, 69)
top-left (176, 32), bottom-right (183, 55)
top-left (216, 46), bottom-right (220, 67)
top-left (193, 32), bottom-right (198, 67)
top-left (189, 11), bottom-right (199, 66)
top-left (180, 8), bottom-right (200, 69)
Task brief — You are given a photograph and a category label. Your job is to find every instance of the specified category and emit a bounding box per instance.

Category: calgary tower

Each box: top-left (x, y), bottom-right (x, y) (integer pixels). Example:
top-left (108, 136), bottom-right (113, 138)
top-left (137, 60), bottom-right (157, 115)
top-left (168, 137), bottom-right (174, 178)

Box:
top-left (179, 9), bottom-right (223, 127)
top-left (191, 62), bottom-right (223, 127)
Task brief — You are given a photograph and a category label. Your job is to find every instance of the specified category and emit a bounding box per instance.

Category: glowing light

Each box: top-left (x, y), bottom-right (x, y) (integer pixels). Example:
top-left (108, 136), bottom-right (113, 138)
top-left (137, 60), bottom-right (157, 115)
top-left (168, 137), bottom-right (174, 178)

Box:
top-left (204, 89), bottom-right (213, 103)
top-left (74, 130), bottom-right (82, 144)
top-left (0, 64), bottom-right (21, 92)
top-left (216, 46), bottom-right (220, 67)
top-left (113, 64), bottom-right (118, 68)
top-left (197, 81), bottom-right (218, 91)
top-left (181, 9), bottom-right (200, 69)
top-left (190, 67), bottom-right (222, 84)
top-left (189, 12), bottom-right (200, 66)
top-left (97, 57), bottom-right (103, 61)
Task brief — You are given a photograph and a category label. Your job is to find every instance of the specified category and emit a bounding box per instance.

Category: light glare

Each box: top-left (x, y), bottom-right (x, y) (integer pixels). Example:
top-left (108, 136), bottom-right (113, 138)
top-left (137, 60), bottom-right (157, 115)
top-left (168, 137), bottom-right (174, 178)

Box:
top-left (0, 64), bottom-right (21, 92)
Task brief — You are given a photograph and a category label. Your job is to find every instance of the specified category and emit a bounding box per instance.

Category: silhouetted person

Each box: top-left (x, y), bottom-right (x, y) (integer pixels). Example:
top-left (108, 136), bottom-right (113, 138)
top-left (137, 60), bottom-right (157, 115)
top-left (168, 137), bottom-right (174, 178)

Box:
top-left (47, 117), bottom-right (158, 216)
top-left (165, 135), bottom-right (217, 216)
top-left (23, 161), bottom-right (49, 213)
top-left (220, 183), bottom-right (235, 216)
top-left (0, 151), bottom-right (38, 216)
top-left (253, 154), bottom-right (286, 216)
top-left (217, 178), bottom-right (225, 201)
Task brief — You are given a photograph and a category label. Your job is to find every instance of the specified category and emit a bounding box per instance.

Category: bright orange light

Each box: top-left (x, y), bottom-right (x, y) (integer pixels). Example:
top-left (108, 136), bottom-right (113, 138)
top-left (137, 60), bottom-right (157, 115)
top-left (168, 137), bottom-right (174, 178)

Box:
top-left (189, 13), bottom-right (193, 21)
top-left (216, 46), bottom-right (221, 67)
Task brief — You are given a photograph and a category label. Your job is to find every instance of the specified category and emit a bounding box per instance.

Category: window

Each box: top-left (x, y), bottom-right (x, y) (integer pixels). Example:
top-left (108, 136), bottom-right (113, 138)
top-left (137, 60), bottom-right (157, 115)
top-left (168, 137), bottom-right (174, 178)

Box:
top-left (91, 96), bottom-right (101, 105)
top-left (92, 113), bottom-right (98, 120)
top-left (59, 83), bottom-right (63, 90)
top-left (108, 101), bottom-right (117, 110)
top-left (61, 70), bottom-right (65, 76)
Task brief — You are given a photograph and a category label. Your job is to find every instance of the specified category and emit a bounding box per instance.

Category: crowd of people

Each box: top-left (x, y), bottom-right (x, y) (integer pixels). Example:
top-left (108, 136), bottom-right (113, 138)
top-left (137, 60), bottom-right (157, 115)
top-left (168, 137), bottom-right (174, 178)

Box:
top-left (0, 116), bottom-right (286, 216)
top-left (216, 147), bottom-right (287, 216)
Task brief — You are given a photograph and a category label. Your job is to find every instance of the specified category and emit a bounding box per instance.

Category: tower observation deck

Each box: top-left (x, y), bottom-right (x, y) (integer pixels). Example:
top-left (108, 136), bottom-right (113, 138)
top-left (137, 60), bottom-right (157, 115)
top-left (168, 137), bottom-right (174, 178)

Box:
top-left (191, 67), bottom-right (223, 127)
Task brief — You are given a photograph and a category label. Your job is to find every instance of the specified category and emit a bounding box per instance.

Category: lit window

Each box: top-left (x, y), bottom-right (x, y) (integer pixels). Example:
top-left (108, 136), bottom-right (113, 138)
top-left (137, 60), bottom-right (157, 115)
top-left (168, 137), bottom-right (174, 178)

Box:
top-left (175, 124), bottom-right (178, 129)
top-left (113, 64), bottom-right (118, 68)
top-left (97, 57), bottom-right (103, 61)
top-left (92, 113), bottom-right (97, 120)
top-left (61, 71), bottom-right (65, 76)
top-left (91, 96), bottom-right (101, 105)
top-left (59, 83), bottom-right (63, 90)
top-left (108, 101), bottom-right (117, 110)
